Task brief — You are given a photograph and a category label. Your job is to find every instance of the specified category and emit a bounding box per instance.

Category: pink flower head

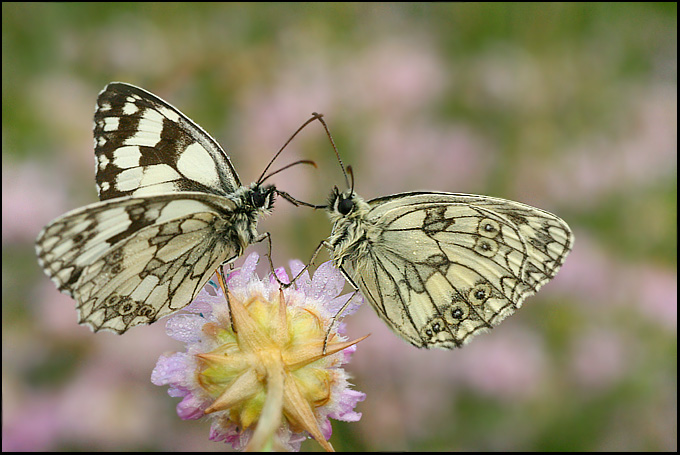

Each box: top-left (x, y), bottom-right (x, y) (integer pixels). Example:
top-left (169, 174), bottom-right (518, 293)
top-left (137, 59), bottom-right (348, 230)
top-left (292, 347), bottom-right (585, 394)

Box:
top-left (151, 253), bottom-right (366, 451)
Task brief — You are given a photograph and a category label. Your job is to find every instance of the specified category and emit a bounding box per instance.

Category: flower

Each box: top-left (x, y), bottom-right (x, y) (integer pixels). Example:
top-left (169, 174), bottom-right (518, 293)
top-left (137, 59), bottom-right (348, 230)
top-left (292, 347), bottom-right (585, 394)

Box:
top-left (151, 253), bottom-right (367, 451)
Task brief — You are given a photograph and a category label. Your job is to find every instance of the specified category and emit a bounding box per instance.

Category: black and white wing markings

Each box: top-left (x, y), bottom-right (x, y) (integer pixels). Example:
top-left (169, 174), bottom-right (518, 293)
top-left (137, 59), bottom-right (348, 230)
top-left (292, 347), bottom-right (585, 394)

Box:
top-left (36, 193), bottom-right (243, 333)
top-left (36, 82), bottom-right (283, 334)
top-left (326, 190), bottom-right (573, 350)
top-left (94, 82), bottom-right (240, 200)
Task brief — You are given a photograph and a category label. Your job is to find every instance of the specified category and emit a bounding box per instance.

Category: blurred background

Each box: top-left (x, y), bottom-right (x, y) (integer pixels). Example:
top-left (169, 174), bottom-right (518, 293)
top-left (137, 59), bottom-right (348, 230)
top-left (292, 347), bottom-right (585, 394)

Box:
top-left (2, 3), bottom-right (676, 451)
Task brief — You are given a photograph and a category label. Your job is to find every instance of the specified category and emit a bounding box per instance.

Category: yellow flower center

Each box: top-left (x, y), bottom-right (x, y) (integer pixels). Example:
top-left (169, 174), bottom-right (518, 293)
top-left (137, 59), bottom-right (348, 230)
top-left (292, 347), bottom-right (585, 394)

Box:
top-left (194, 291), bottom-right (367, 451)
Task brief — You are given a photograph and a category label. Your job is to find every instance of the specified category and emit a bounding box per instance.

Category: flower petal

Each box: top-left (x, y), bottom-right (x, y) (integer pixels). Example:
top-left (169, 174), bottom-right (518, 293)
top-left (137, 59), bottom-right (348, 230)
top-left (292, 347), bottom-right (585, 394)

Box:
top-left (177, 393), bottom-right (206, 420)
top-left (151, 352), bottom-right (194, 386)
top-left (288, 259), bottom-right (307, 281)
top-left (328, 389), bottom-right (366, 422)
top-left (227, 252), bottom-right (260, 290)
top-left (165, 314), bottom-right (207, 343)
top-left (326, 292), bottom-right (363, 316)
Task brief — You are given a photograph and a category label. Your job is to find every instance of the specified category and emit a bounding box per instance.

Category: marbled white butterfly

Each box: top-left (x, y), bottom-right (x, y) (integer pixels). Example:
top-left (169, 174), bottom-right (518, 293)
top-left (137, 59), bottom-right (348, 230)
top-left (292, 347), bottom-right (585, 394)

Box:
top-left (36, 82), bottom-right (316, 334)
top-left (313, 117), bottom-right (574, 349)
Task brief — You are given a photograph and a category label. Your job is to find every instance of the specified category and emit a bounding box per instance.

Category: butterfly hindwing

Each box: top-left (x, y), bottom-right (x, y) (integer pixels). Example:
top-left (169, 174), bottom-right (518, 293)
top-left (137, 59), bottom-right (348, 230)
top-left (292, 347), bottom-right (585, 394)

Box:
top-left (36, 193), bottom-right (239, 333)
top-left (94, 82), bottom-right (241, 200)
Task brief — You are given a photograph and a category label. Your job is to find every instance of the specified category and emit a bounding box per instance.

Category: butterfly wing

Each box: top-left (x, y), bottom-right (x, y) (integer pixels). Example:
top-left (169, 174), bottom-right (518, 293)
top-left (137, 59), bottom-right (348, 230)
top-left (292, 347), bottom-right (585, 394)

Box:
top-left (94, 82), bottom-right (241, 200)
top-left (36, 193), bottom-right (238, 333)
top-left (349, 192), bottom-right (573, 349)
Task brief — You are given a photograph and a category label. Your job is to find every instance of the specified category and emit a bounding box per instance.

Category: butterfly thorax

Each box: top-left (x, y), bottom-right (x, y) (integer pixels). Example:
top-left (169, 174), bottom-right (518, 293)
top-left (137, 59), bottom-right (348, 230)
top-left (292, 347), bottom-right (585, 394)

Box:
top-left (326, 190), bottom-right (377, 267)
top-left (226, 183), bottom-right (275, 253)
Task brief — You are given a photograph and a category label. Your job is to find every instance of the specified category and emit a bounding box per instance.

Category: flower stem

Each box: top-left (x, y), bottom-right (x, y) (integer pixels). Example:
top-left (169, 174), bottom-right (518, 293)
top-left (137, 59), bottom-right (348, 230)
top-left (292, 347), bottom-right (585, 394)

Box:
top-left (246, 357), bottom-right (284, 451)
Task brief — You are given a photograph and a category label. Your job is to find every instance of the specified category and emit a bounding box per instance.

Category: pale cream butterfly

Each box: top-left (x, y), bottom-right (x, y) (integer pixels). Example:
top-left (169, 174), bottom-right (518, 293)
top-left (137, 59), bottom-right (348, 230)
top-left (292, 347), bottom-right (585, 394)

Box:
top-left (311, 116), bottom-right (574, 349)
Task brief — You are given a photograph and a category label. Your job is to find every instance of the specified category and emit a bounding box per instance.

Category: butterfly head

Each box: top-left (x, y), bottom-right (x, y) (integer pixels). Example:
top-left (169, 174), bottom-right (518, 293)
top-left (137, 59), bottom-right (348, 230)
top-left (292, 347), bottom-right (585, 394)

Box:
top-left (248, 183), bottom-right (277, 215)
top-left (326, 187), bottom-right (369, 223)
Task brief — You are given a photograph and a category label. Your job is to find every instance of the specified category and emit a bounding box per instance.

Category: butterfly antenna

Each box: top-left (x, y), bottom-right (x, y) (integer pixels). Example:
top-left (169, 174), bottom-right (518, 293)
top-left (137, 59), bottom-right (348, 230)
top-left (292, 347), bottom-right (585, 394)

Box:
top-left (260, 159), bottom-right (317, 184)
top-left (256, 113), bottom-right (325, 184)
top-left (314, 113), bottom-right (350, 189)
top-left (262, 160), bottom-right (324, 208)
top-left (347, 165), bottom-right (356, 195)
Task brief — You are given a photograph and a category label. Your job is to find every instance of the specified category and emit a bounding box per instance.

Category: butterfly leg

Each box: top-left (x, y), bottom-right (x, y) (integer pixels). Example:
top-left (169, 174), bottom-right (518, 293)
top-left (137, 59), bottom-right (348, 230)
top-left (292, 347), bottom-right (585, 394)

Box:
top-left (216, 265), bottom-right (237, 333)
top-left (322, 263), bottom-right (361, 354)
top-left (249, 232), bottom-right (325, 289)
top-left (323, 288), bottom-right (360, 354)
top-left (251, 231), bottom-right (290, 288)
top-left (283, 240), bottom-right (333, 289)
top-left (220, 252), bottom-right (240, 267)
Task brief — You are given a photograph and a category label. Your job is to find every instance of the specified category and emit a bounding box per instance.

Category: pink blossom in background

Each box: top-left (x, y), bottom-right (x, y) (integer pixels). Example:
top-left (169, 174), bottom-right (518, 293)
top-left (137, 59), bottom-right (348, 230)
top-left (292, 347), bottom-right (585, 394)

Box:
top-left (342, 39), bottom-right (446, 117)
top-left (2, 395), bottom-right (63, 451)
top-left (569, 328), bottom-right (629, 390)
top-left (548, 232), bottom-right (677, 333)
top-left (2, 161), bottom-right (69, 244)
top-left (364, 120), bottom-right (494, 195)
top-left (633, 265), bottom-right (677, 332)
top-left (472, 44), bottom-right (547, 113)
top-left (455, 328), bottom-right (548, 400)
top-left (542, 85), bottom-right (677, 209)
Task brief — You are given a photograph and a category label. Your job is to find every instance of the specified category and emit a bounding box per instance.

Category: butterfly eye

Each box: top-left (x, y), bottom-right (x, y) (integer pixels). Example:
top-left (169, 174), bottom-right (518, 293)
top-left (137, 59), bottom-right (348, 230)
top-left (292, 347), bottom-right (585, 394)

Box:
top-left (251, 191), bottom-right (267, 208)
top-left (338, 197), bottom-right (354, 215)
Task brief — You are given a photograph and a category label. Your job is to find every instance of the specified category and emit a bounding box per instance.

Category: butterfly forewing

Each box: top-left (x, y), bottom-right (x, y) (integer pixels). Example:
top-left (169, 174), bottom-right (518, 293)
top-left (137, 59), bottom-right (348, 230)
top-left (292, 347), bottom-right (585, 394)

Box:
top-left (94, 82), bottom-right (241, 200)
top-left (329, 191), bottom-right (573, 349)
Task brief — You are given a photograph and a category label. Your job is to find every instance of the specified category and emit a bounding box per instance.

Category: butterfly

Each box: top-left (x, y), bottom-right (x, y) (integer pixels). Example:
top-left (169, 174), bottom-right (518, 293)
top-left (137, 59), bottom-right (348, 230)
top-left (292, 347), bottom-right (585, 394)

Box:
top-left (313, 118), bottom-right (574, 349)
top-left (35, 82), bottom-right (317, 334)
